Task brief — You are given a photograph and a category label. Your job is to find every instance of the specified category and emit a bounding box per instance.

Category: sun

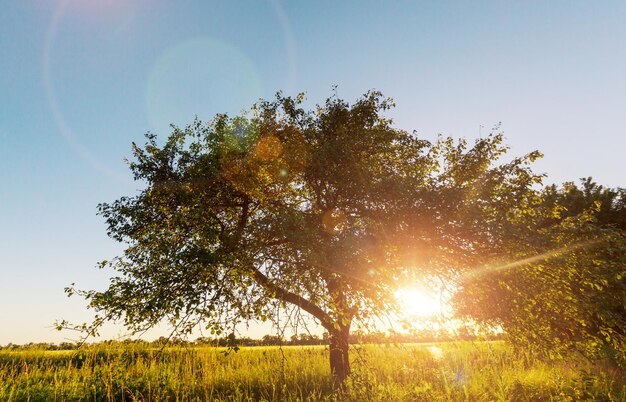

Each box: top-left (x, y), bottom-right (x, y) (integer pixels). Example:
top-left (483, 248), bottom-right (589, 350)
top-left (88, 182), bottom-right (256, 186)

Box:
top-left (395, 287), bottom-right (442, 318)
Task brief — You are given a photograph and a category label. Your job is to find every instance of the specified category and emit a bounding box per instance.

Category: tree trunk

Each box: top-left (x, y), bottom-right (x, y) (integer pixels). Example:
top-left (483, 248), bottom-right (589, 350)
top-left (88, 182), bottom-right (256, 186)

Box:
top-left (329, 326), bottom-right (350, 388)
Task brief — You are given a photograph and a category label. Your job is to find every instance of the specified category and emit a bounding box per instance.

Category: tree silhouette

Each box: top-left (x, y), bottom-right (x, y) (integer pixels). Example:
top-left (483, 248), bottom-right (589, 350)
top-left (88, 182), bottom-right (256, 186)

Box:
top-left (65, 91), bottom-right (543, 386)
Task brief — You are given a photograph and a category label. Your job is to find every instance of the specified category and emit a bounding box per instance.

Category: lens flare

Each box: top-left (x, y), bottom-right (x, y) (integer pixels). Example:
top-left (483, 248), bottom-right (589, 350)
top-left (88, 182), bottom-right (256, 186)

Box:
top-left (322, 209), bottom-right (347, 234)
top-left (43, 0), bottom-right (296, 181)
top-left (254, 135), bottom-right (283, 161)
top-left (145, 38), bottom-right (264, 133)
top-left (43, 0), bottom-right (130, 182)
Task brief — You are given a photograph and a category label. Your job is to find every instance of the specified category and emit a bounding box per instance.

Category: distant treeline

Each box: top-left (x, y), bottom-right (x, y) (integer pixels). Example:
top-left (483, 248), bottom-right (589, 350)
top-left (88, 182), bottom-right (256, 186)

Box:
top-left (1, 328), bottom-right (503, 351)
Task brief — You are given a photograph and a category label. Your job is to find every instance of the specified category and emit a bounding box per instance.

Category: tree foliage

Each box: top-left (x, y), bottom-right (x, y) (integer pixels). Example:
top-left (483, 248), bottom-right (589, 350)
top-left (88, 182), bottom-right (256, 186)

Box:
top-left (66, 91), bottom-right (546, 384)
top-left (455, 179), bottom-right (626, 367)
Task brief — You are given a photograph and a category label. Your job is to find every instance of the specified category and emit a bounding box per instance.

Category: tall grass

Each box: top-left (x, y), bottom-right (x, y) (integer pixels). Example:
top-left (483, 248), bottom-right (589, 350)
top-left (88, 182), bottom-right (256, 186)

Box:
top-left (0, 342), bottom-right (623, 401)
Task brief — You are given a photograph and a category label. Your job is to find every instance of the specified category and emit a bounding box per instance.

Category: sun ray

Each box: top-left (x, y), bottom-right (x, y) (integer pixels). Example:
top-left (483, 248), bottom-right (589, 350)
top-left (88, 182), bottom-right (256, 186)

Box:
top-left (460, 238), bottom-right (603, 281)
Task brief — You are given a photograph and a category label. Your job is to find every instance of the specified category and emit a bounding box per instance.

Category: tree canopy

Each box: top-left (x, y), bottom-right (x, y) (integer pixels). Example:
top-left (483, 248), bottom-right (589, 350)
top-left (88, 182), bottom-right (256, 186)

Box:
top-left (66, 91), bottom-right (556, 384)
top-left (454, 179), bottom-right (626, 367)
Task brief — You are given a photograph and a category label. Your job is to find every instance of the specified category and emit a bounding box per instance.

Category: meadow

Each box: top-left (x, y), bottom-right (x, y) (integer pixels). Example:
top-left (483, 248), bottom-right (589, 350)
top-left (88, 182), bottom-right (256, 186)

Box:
top-left (0, 341), bottom-right (623, 401)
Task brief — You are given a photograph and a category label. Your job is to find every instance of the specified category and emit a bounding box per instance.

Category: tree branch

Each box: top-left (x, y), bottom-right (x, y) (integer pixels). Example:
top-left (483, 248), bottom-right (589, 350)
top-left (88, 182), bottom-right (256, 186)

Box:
top-left (250, 265), bottom-right (336, 332)
top-left (232, 197), bottom-right (338, 333)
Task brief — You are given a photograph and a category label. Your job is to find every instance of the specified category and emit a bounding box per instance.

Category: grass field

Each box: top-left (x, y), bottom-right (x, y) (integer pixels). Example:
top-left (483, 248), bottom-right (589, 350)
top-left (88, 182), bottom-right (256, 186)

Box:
top-left (0, 341), bottom-right (623, 401)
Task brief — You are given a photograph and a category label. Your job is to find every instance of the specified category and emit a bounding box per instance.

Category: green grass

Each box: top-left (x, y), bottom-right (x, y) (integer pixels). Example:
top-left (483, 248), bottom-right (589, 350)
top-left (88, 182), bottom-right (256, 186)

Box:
top-left (0, 342), bottom-right (623, 401)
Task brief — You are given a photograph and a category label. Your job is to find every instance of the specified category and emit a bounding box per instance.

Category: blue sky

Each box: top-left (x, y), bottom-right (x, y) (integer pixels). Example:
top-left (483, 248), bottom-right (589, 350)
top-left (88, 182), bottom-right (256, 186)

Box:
top-left (1, 0), bottom-right (625, 344)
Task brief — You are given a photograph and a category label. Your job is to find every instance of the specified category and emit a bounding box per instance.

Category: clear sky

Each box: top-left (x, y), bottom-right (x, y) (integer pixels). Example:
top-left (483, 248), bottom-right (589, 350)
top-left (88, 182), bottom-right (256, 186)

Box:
top-left (1, 0), bottom-right (625, 344)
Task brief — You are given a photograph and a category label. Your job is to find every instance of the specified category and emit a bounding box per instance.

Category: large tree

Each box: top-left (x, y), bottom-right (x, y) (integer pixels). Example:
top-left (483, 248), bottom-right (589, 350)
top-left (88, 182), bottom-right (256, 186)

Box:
top-left (66, 91), bottom-right (543, 385)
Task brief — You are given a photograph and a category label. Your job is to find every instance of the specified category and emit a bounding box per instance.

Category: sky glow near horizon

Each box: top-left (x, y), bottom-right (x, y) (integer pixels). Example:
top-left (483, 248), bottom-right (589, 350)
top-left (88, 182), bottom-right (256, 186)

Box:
top-left (0, 0), bottom-right (625, 344)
